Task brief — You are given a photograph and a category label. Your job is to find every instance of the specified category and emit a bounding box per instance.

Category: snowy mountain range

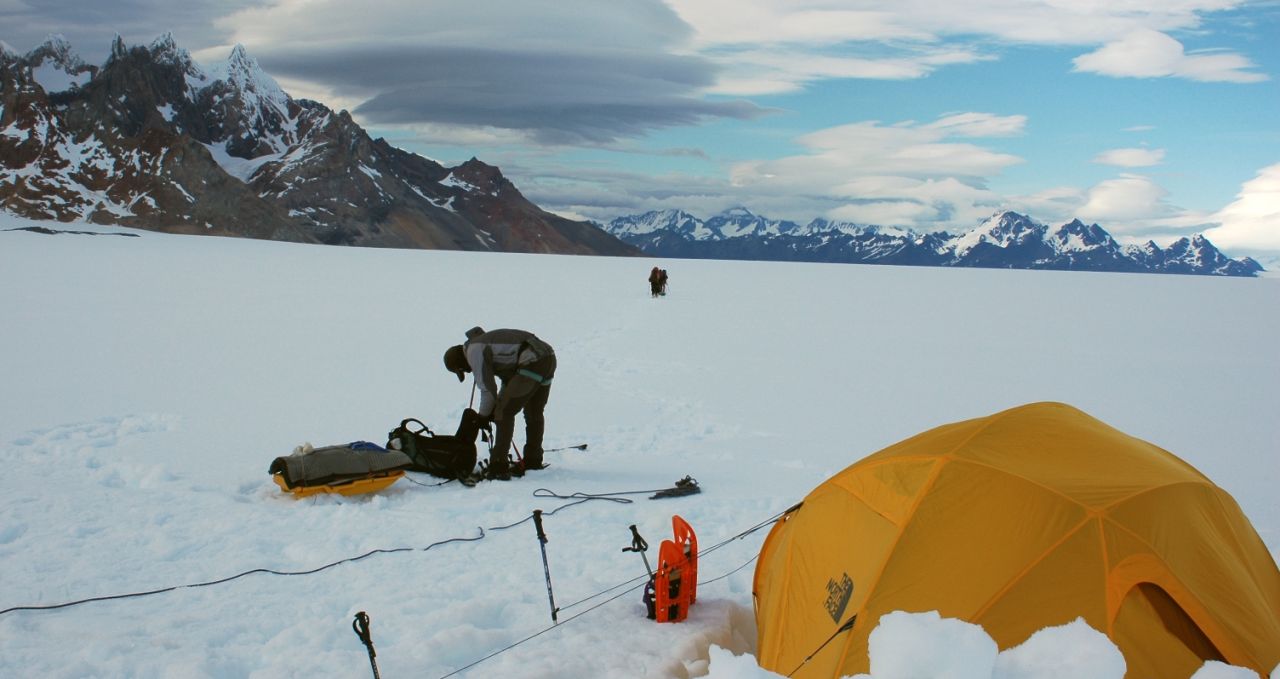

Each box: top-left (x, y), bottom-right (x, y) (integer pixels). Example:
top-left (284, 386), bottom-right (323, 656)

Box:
top-left (603, 208), bottom-right (1264, 277)
top-left (0, 34), bottom-right (636, 255)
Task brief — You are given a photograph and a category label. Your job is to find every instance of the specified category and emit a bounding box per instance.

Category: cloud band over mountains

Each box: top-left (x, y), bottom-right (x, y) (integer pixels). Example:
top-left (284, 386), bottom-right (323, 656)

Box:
top-left (2, 0), bottom-right (1275, 260)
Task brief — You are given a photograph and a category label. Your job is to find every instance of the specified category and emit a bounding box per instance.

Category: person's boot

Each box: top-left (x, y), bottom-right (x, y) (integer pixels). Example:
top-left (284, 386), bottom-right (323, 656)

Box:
top-left (483, 458), bottom-right (511, 481)
top-left (523, 446), bottom-right (547, 471)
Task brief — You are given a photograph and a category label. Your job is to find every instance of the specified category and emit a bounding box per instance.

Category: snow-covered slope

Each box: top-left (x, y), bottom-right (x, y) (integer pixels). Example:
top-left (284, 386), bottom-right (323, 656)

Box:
top-left (1, 214), bottom-right (1277, 678)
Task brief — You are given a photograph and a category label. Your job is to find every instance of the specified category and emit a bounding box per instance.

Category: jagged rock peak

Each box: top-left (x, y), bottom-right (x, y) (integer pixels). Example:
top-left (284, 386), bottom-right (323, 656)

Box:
top-left (149, 33), bottom-right (189, 64)
top-left (214, 45), bottom-right (284, 93)
top-left (0, 39), bottom-right (16, 56)
top-left (110, 35), bottom-right (127, 60)
top-left (31, 34), bottom-right (82, 66)
top-left (986, 210), bottom-right (1042, 228)
top-left (455, 157), bottom-right (504, 179)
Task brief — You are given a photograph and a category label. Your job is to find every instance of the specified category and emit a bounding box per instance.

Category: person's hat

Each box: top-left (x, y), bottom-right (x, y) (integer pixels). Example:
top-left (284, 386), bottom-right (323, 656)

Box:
top-left (443, 345), bottom-right (469, 382)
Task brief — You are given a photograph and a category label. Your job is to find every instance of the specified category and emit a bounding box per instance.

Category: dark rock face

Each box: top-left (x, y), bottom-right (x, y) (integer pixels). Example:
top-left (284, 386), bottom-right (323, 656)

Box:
top-left (1, 35), bottom-right (638, 256)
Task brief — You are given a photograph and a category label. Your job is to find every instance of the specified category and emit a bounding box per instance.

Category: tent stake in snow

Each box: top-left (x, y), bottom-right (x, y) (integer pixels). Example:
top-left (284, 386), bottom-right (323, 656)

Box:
top-left (531, 510), bottom-right (559, 624)
top-left (352, 611), bottom-right (381, 679)
top-left (544, 443), bottom-right (588, 452)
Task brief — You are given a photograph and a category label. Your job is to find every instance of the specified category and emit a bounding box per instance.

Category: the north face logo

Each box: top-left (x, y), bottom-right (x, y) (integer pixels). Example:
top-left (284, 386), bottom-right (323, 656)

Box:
top-left (824, 573), bottom-right (853, 623)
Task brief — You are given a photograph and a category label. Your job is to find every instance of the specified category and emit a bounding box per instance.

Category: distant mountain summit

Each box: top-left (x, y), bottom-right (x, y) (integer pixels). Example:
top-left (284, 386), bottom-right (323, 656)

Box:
top-left (603, 209), bottom-right (1262, 277)
top-left (0, 34), bottom-right (636, 255)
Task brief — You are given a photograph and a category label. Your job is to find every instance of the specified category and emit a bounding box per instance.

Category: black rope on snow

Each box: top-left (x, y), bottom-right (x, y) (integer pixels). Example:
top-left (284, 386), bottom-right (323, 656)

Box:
top-left (403, 474), bottom-right (456, 488)
top-left (0, 489), bottom-right (796, 621)
top-left (0, 530), bottom-right (486, 616)
top-left (482, 483), bottom-right (691, 531)
top-left (1, 489), bottom-right (793, 678)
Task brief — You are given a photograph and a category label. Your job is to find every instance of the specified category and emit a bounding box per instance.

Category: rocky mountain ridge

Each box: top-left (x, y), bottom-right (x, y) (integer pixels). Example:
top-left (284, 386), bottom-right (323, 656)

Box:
top-left (0, 34), bottom-right (636, 255)
top-left (603, 208), bottom-right (1263, 277)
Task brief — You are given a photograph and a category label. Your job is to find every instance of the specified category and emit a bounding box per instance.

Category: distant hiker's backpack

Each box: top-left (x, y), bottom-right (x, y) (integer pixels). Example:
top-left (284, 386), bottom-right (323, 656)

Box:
top-left (386, 409), bottom-right (482, 479)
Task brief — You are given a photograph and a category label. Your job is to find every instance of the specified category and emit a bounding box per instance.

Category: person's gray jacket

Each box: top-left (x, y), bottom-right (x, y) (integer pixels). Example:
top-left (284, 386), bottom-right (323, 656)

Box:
top-left (462, 327), bottom-right (555, 417)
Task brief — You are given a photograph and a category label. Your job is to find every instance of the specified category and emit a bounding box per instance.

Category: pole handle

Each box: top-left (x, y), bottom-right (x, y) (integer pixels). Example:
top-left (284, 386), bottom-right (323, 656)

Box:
top-left (352, 611), bottom-right (382, 679)
top-left (623, 524), bottom-right (648, 553)
top-left (533, 509), bottom-right (547, 543)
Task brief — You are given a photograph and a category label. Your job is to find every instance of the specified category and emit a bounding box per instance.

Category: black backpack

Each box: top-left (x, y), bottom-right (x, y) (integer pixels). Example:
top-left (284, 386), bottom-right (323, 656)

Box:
top-left (386, 409), bottom-right (483, 480)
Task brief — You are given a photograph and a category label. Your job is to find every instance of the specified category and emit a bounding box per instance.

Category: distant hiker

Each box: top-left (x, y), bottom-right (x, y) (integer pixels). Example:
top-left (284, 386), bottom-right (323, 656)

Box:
top-left (658, 269), bottom-right (669, 296)
top-left (649, 266), bottom-right (663, 297)
top-left (443, 327), bottom-right (556, 480)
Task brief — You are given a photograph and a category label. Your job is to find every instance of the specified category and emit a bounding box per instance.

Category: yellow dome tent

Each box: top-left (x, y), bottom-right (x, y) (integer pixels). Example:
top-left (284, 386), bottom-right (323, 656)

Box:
top-left (753, 402), bottom-right (1280, 678)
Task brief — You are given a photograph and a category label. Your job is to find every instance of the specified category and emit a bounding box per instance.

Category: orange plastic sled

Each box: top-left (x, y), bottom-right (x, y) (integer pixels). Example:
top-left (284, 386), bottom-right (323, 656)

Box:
top-left (653, 515), bottom-right (699, 622)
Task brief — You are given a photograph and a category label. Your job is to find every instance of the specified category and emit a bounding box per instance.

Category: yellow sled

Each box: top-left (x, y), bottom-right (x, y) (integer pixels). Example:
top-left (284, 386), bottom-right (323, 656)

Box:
top-left (269, 442), bottom-right (413, 498)
top-left (273, 469), bottom-right (405, 497)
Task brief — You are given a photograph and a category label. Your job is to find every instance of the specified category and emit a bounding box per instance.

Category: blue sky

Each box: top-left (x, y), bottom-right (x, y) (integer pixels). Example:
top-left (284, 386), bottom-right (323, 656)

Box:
top-left (4, 1), bottom-right (1278, 259)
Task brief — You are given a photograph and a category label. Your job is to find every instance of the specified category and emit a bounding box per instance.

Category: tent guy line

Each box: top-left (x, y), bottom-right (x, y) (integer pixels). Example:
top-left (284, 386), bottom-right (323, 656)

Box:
top-left (0, 492), bottom-right (790, 620)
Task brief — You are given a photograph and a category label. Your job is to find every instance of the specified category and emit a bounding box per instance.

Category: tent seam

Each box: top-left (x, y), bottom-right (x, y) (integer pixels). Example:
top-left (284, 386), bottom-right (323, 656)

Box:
top-left (969, 515), bottom-right (1096, 623)
top-left (827, 406), bottom-right (1022, 673)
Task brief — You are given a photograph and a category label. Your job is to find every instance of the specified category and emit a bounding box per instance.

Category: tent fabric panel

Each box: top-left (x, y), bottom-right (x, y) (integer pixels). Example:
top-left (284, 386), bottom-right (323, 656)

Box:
top-left (754, 511), bottom-right (801, 670)
top-left (972, 518), bottom-right (1110, 649)
top-left (755, 486), bottom-right (901, 678)
top-left (854, 417), bottom-right (985, 467)
top-left (864, 460), bottom-right (1087, 622)
top-left (953, 403), bottom-right (1203, 508)
top-left (829, 457), bottom-right (938, 526)
top-left (1106, 487), bottom-right (1280, 673)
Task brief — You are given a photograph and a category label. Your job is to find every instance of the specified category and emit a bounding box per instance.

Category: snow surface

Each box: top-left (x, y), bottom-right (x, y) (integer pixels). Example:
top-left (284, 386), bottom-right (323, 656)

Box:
top-left (1, 211), bottom-right (1277, 679)
top-left (200, 141), bottom-right (282, 183)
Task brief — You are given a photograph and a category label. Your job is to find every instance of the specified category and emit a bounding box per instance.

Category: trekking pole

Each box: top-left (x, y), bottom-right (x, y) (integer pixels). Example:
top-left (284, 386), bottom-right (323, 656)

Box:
top-left (623, 525), bottom-right (653, 578)
top-left (352, 611), bottom-right (381, 679)
top-left (531, 509), bottom-right (559, 624)
top-left (623, 525), bottom-right (658, 620)
top-left (544, 443), bottom-right (588, 452)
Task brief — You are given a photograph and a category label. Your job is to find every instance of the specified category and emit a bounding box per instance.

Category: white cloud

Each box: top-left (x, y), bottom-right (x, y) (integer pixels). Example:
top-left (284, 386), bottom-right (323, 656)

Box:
top-left (1093, 147), bottom-right (1166, 167)
top-left (1073, 29), bottom-right (1267, 83)
top-left (726, 113), bottom-right (1023, 227)
top-left (1077, 174), bottom-right (1172, 225)
top-left (1004, 186), bottom-right (1089, 225)
top-left (704, 49), bottom-right (975, 96)
top-left (200, 0), bottom-right (767, 144)
top-left (926, 112), bottom-right (1028, 138)
top-left (216, 0), bottom-right (694, 54)
top-left (666, 1), bottom-right (1263, 93)
top-left (1205, 163), bottom-right (1280, 250)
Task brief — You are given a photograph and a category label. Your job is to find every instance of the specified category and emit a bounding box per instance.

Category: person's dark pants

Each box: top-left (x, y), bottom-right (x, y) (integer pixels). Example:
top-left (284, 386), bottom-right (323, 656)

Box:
top-left (491, 354), bottom-right (556, 471)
